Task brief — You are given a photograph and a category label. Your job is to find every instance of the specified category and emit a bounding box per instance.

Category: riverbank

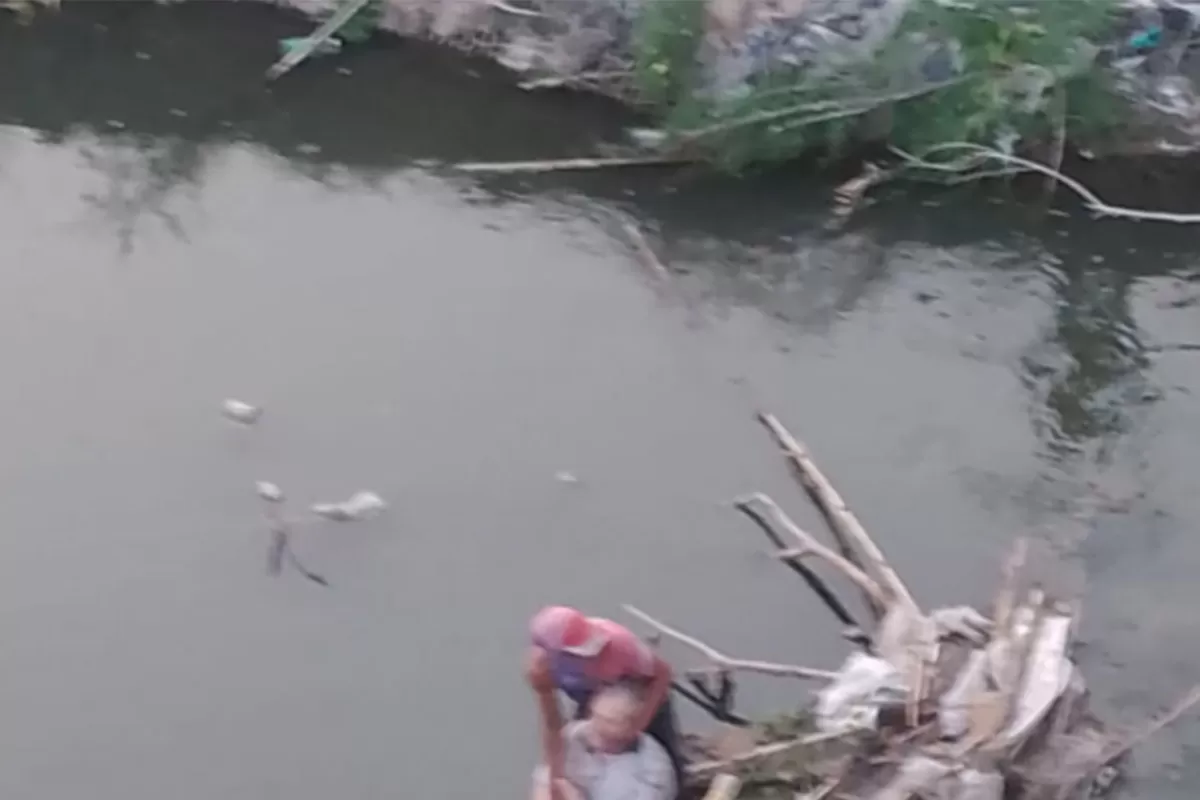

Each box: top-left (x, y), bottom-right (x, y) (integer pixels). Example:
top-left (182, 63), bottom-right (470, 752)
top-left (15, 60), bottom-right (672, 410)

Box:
top-left (245, 0), bottom-right (1200, 176)
top-left (7, 0), bottom-right (1200, 184)
top-left (2, 8), bottom-right (1200, 798)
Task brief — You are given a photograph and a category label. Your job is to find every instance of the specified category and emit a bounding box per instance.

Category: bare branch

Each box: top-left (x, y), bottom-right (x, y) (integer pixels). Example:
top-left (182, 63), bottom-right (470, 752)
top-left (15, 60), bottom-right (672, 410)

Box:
top-left (622, 604), bottom-right (837, 681)
top-left (758, 412), bottom-right (914, 613)
top-left (893, 143), bottom-right (1200, 225)
top-left (734, 496), bottom-right (862, 630)
top-left (737, 492), bottom-right (888, 612)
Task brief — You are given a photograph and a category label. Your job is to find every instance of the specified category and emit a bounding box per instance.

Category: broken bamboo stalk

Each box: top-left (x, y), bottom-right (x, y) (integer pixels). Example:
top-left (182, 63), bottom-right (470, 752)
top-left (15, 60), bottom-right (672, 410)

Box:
top-left (758, 412), bottom-right (915, 613)
top-left (735, 493), bottom-right (887, 612)
top-left (623, 605), bottom-right (837, 681)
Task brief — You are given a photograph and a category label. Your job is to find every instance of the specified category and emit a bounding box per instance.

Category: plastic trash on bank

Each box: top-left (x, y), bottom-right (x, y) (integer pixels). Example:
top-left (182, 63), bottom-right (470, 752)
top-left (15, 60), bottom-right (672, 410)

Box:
top-left (278, 36), bottom-right (344, 58)
top-left (815, 651), bottom-right (908, 734)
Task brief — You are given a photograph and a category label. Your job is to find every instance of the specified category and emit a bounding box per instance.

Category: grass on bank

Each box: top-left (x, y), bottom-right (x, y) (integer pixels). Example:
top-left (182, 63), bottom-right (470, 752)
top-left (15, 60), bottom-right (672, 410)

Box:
top-left (630, 0), bottom-right (1130, 172)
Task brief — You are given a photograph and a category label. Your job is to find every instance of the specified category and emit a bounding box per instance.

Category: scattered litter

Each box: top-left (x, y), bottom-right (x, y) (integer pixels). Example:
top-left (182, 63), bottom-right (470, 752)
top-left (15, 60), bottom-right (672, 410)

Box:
top-left (815, 651), bottom-right (908, 734)
top-left (255, 481), bottom-right (284, 503)
top-left (311, 490), bottom-right (387, 521)
top-left (278, 35), bottom-right (343, 59)
top-left (221, 399), bottom-right (263, 425)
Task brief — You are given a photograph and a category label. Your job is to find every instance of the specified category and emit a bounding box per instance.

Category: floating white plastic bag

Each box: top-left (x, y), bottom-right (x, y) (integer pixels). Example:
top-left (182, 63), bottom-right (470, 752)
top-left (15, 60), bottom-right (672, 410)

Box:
top-left (816, 652), bottom-right (908, 734)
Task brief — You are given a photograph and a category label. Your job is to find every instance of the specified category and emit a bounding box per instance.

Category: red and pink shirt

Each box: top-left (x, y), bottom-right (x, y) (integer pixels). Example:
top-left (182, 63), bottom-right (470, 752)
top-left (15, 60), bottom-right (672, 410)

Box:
top-left (532, 616), bottom-right (657, 701)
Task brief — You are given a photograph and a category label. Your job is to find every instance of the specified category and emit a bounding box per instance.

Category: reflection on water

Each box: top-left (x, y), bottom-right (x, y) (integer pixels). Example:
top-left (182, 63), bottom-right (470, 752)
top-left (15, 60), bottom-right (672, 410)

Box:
top-left (2, 5), bottom-right (1200, 800)
top-left (1024, 264), bottom-right (1152, 462)
top-left (76, 134), bottom-right (210, 253)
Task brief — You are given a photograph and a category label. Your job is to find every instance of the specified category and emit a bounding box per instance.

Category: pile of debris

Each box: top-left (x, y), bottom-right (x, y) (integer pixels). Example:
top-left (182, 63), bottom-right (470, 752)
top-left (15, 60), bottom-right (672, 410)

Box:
top-left (624, 413), bottom-right (1200, 800)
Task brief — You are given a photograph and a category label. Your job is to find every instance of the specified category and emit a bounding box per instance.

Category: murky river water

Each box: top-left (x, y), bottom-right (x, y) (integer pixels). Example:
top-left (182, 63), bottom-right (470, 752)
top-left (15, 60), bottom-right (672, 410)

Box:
top-left (1, 5), bottom-right (1199, 800)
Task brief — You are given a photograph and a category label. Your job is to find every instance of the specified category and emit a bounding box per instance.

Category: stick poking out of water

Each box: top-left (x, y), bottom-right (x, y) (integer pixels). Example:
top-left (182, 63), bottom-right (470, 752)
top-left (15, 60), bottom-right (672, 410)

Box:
top-left (617, 218), bottom-right (672, 285)
top-left (260, 483), bottom-right (329, 588)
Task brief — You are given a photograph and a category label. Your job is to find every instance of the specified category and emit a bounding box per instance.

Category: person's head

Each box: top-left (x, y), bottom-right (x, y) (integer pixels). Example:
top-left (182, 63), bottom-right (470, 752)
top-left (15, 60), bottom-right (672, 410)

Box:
top-left (587, 684), bottom-right (643, 753)
top-left (531, 606), bottom-right (610, 659)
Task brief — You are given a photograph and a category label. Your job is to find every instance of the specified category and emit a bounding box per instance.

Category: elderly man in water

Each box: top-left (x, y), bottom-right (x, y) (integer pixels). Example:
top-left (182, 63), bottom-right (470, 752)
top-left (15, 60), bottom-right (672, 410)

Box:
top-left (531, 684), bottom-right (677, 800)
top-left (526, 606), bottom-right (682, 799)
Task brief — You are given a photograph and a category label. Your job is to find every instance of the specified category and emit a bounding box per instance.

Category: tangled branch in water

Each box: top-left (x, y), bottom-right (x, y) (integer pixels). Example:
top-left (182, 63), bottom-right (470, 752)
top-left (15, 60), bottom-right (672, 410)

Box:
top-left (891, 143), bottom-right (1200, 224)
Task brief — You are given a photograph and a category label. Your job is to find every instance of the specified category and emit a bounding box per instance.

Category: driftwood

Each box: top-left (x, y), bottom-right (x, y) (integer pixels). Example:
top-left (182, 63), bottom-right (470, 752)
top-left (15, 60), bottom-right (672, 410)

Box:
top-left (624, 412), bottom-right (1200, 799)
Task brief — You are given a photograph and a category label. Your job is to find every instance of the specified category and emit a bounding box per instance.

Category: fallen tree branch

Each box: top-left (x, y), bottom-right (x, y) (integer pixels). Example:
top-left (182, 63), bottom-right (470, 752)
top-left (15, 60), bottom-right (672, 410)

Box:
top-left (893, 143), bottom-right (1200, 224)
top-left (757, 413), bottom-right (914, 613)
top-left (735, 492), bottom-right (887, 612)
top-left (734, 498), bottom-right (861, 630)
top-left (451, 155), bottom-right (690, 174)
top-left (623, 604), bottom-right (837, 681)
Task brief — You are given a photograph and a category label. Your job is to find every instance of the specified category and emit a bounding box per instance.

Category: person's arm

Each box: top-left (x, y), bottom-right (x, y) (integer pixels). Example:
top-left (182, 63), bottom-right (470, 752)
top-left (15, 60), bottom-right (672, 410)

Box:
top-left (632, 653), bottom-right (672, 733)
top-left (525, 647), bottom-right (566, 796)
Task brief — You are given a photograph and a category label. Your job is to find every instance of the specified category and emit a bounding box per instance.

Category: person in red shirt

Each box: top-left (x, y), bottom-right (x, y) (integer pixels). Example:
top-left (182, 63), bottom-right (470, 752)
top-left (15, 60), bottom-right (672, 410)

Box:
top-left (525, 606), bottom-right (682, 798)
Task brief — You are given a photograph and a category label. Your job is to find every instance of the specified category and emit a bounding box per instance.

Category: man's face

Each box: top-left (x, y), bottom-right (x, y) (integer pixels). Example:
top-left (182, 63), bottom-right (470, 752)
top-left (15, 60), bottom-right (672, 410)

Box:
top-left (589, 694), bottom-right (639, 752)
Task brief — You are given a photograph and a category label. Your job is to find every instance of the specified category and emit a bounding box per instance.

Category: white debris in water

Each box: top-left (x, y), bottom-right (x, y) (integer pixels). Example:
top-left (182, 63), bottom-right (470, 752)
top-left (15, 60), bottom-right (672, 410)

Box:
top-left (311, 491), bottom-right (387, 522)
top-left (256, 481), bottom-right (285, 503)
top-left (221, 399), bottom-right (263, 425)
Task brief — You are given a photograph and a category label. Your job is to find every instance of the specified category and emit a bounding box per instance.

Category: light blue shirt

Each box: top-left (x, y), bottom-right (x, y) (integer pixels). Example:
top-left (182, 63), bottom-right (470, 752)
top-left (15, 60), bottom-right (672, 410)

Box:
top-left (544, 721), bottom-right (676, 800)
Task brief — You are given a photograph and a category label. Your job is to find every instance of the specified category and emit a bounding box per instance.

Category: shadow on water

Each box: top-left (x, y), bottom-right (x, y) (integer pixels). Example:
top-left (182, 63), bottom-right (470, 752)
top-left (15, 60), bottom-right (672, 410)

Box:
top-left (2, 4), bottom-right (1200, 799)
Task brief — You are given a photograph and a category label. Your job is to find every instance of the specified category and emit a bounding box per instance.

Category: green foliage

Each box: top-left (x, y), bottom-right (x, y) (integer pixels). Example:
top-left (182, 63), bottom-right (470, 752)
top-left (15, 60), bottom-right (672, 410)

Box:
top-left (631, 0), bottom-right (707, 108)
top-left (631, 0), bottom-right (1131, 170)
